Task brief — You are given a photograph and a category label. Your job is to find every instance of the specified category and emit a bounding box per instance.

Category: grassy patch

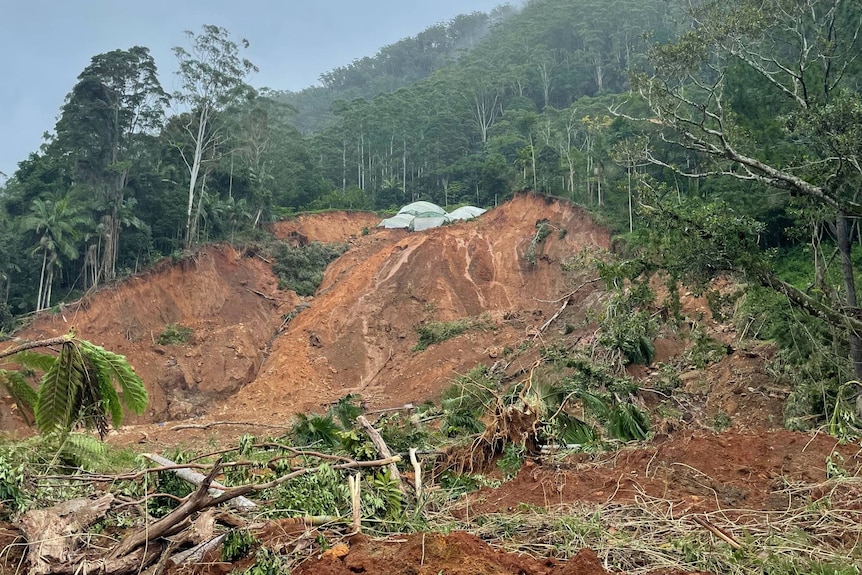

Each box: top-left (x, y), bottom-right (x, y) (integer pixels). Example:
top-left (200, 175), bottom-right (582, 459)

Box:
top-left (413, 315), bottom-right (493, 351)
top-left (157, 324), bottom-right (193, 345)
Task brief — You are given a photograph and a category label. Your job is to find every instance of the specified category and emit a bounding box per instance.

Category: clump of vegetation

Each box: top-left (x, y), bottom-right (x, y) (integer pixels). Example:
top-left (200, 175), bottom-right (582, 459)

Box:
top-left (413, 315), bottom-right (493, 351)
top-left (271, 241), bottom-right (348, 296)
top-left (222, 528), bottom-right (259, 562)
top-left (597, 281), bottom-right (658, 366)
top-left (157, 323), bottom-right (193, 345)
top-left (687, 327), bottom-right (728, 368)
top-left (525, 219), bottom-right (554, 266)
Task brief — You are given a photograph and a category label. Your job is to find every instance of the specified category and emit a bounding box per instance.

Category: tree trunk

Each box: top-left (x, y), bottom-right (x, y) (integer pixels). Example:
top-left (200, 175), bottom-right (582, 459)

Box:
top-left (837, 213), bottom-right (862, 380)
top-left (36, 248), bottom-right (47, 312)
top-left (185, 105), bottom-right (209, 248)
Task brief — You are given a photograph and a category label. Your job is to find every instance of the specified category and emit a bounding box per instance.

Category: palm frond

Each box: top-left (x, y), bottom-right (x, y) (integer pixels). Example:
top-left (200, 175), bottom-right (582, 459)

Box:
top-left (34, 342), bottom-right (82, 436)
top-left (78, 340), bottom-right (148, 416)
top-left (0, 369), bottom-right (38, 426)
top-left (551, 412), bottom-right (597, 445)
top-left (606, 402), bottom-right (650, 441)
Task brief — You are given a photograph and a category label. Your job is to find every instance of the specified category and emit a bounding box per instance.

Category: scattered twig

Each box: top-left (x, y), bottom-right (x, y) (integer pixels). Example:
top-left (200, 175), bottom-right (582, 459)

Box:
top-left (170, 420), bottom-right (291, 431)
top-left (692, 515), bottom-right (743, 550)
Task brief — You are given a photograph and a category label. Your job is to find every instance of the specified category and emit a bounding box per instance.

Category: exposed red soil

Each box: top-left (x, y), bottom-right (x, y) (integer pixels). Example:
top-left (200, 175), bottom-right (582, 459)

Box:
top-left (271, 210), bottom-right (381, 244)
top-left (470, 429), bottom-right (862, 515)
top-left (1, 245), bottom-right (296, 432)
top-left (294, 532), bottom-right (613, 575)
top-left (2, 195), bottom-right (857, 575)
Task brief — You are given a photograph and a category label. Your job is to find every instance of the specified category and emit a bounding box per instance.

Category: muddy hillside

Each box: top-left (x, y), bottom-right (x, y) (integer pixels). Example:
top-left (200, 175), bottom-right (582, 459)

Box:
top-left (2, 194), bottom-right (609, 433)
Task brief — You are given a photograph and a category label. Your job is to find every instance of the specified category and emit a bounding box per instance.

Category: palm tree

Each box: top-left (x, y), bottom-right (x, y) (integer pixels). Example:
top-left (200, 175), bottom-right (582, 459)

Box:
top-left (20, 196), bottom-right (89, 311)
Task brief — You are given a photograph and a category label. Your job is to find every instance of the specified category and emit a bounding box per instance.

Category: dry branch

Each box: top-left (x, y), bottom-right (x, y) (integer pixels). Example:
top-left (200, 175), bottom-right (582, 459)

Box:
top-left (142, 453), bottom-right (257, 511)
top-left (170, 420), bottom-right (291, 431)
top-left (357, 415), bottom-right (407, 494)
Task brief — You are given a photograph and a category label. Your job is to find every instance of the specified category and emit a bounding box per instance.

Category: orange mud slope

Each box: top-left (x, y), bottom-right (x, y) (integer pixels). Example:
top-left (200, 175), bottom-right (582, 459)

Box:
top-left (271, 210), bottom-right (381, 244)
top-left (221, 194), bottom-right (610, 422)
top-left (2, 246), bottom-right (297, 431)
top-left (0, 195), bottom-right (609, 434)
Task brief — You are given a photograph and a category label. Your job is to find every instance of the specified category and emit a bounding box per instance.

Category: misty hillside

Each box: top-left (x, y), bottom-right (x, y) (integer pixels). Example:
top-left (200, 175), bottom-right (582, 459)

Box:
top-left (278, 4), bottom-right (520, 134)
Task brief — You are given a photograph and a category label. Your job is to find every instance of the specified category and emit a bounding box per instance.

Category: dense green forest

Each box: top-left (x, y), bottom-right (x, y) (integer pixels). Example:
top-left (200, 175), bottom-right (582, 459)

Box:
top-left (1, 0), bottom-right (861, 427)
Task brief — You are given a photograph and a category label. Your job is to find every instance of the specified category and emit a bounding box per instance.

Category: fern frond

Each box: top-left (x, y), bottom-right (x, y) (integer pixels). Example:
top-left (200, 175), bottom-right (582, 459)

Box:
top-left (7, 350), bottom-right (57, 373)
top-left (62, 432), bottom-right (107, 470)
top-left (78, 340), bottom-right (148, 416)
top-left (0, 369), bottom-right (38, 425)
top-left (35, 342), bottom-right (82, 436)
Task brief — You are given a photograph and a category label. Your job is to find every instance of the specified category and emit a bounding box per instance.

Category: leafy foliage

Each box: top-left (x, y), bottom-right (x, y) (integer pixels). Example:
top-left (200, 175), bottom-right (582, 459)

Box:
top-left (271, 241), bottom-right (348, 296)
top-left (1, 335), bottom-right (147, 440)
top-left (156, 323), bottom-right (194, 345)
top-left (414, 315), bottom-right (493, 351)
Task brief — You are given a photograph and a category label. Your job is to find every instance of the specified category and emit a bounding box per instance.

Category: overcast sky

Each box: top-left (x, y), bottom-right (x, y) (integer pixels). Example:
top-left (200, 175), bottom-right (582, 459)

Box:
top-left (0, 0), bottom-right (509, 180)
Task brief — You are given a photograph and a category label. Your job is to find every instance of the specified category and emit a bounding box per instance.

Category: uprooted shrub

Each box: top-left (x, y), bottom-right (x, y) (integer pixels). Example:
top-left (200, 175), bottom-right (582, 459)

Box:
top-left (413, 314), bottom-right (494, 351)
top-left (442, 356), bottom-right (650, 474)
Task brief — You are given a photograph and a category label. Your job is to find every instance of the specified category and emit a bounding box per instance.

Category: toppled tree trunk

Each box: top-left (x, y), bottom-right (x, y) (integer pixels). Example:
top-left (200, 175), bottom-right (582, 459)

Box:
top-left (142, 453), bottom-right (257, 511)
top-left (21, 494), bottom-right (114, 575)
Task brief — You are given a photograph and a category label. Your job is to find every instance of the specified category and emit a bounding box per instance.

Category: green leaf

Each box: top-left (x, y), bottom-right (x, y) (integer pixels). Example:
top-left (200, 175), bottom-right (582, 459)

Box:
top-left (35, 342), bottom-right (82, 436)
top-left (79, 340), bottom-right (148, 416)
top-left (0, 369), bottom-right (38, 425)
top-left (8, 350), bottom-right (57, 373)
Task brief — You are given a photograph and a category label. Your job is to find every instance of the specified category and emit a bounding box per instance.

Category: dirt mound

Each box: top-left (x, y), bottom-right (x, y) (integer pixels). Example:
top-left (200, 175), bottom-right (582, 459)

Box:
top-left (295, 532), bottom-right (613, 575)
top-left (271, 210), bottom-right (381, 244)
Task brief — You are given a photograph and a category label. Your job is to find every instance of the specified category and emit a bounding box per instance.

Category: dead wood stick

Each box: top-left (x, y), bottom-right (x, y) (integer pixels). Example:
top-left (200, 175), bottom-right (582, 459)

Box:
top-left (142, 453), bottom-right (257, 512)
top-left (356, 415), bottom-right (406, 494)
top-left (348, 474), bottom-right (362, 533)
top-left (113, 455), bottom-right (400, 560)
top-left (533, 277), bottom-right (602, 304)
top-left (109, 461), bottom-right (224, 560)
top-left (245, 287), bottom-right (277, 301)
top-left (692, 516), bottom-right (743, 550)
top-left (534, 299), bottom-right (569, 338)
top-left (169, 534), bottom-right (226, 566)
top-left (170, 420), bottom-right (291, 431)
top-left (366, 403), bottom-right (414, 415)
top-left (409, 448), bottom-right (422, 498)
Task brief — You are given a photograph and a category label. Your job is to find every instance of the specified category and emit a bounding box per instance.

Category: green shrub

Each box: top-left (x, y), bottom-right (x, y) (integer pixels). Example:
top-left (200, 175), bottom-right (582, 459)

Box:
top-left (157, 324), bottom-right (193, 345)
top-left (414, 315), bottom-right (492, 351)
top-left (271, 241), bottom-right (348, 296)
